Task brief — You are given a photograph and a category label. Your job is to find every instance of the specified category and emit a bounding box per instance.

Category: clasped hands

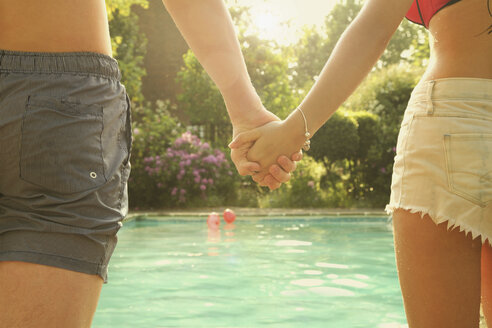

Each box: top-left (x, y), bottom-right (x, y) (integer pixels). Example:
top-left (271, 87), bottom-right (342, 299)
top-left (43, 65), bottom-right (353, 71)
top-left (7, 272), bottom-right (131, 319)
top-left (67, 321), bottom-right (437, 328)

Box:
top-left (229, 109), bottom-right (307, 190)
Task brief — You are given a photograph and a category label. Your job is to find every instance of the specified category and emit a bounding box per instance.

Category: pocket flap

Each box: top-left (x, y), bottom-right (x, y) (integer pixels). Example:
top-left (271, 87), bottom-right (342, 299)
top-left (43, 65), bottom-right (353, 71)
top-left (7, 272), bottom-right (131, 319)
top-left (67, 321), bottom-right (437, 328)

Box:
top-left (21, 95), bottom-right (106, 194)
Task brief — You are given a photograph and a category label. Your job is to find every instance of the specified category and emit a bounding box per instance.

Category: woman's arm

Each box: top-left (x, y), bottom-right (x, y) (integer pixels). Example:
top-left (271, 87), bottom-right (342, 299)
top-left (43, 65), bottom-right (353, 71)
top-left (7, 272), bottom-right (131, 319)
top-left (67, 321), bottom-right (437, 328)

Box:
top-left (232, 0), bottom-right (415, 178)
top-left (292, 0), bottom-right (415, 134)
top-left (162, 0), bottom-right (300, 188)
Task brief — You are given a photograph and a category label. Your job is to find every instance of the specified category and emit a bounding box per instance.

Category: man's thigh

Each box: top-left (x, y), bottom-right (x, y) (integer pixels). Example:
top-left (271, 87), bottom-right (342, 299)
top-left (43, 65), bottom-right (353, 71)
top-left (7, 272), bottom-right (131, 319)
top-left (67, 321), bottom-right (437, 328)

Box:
top-left (0, 261), bottom-right (103, 328)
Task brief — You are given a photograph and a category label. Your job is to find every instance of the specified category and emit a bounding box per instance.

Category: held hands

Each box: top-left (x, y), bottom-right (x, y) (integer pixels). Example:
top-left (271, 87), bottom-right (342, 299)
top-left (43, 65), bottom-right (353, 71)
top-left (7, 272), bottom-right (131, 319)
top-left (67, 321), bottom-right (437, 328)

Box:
top-left (230, 115), bottom-right (307, 188)
top-left (229, 108), bottom-right (303, 190)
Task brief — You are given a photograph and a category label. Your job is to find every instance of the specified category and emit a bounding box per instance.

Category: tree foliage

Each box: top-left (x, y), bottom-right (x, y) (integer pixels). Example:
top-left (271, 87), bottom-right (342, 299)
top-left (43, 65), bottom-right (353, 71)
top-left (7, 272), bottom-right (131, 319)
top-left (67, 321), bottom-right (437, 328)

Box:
top-left (309, 110), bottom-right (359, 194)
top-left (176, 51), bottom-right (228, 143)
top-left (106, 0), bottom-right (148, 19)
top-left (323, 0), bottom-right (363, 55)
top-left (307, 63), bottom-right (422, 206)
top-left (345, 64), bottom-right (421, 205)
top-left (310, 111), bottom-right (360, 164)
top-left (115, 0), bottom-right (431, 209)
top-left (109, 9), bottom-right (148, 104)
top-left (128, 100), bottom-right (184, 208)
top-left (292, 0), bottom-right (427, 95)
top-left (380, 20), bottom-right (424, 67)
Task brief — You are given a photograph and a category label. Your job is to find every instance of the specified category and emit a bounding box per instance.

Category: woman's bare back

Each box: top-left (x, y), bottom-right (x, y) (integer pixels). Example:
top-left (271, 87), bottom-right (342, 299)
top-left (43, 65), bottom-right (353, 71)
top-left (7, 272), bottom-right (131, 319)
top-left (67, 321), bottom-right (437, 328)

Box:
top-left (420, 0), bottom-right (491, 80)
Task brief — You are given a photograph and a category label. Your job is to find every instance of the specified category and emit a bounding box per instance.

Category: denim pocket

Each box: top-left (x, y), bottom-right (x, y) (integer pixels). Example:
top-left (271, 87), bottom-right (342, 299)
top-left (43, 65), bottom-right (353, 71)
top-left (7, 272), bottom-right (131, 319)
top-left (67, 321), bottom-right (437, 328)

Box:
top-left (443, 133), bottom-right (492, 207)
top-left (20, 95), bottom-right (107, 194)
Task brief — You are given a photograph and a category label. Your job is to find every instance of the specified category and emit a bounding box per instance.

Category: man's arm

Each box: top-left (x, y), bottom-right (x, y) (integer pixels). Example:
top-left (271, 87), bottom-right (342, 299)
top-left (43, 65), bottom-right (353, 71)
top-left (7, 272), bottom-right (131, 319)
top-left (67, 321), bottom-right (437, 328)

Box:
top-left (162, 0), bottom-right (261, 125)
top-left (162, 0), bottom-right (300, 188)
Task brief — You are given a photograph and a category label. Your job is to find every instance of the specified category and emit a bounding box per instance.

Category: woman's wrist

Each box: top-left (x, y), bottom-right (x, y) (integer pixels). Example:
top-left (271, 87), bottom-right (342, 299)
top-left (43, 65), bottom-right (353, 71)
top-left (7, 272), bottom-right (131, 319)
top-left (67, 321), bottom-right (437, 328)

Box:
top-left (284, 109), bottom-right (311, 149)
top-left (295, 107), bottom-right (312, 151)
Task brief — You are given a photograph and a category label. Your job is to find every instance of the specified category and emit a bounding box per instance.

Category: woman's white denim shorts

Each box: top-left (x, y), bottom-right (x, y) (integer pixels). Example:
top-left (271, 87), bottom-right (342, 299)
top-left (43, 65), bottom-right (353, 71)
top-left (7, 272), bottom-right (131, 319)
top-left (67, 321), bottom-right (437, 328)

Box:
top-left (0, 50), bottom-right (132, 282)
top-left (385, 78), bottom-right (492, 244)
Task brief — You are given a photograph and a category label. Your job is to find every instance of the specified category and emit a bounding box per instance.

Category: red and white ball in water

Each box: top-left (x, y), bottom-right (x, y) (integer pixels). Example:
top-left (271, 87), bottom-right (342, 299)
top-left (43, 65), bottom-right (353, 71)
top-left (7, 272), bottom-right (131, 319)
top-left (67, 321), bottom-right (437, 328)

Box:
top-left (207, 212), bottom-right (220, 229)
top-left (223, 209), bottom-right (236, 224)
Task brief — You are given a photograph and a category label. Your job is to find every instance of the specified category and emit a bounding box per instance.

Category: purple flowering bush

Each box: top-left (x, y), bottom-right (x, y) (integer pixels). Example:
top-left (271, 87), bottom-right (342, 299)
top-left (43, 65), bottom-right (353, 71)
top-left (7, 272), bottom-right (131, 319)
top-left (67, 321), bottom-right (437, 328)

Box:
top-left (142, 132), bottom-right (237, 207)
top-left (127, 100), bottom-right (184, 208)
top-left (127, 100), bottom-right (253, 209)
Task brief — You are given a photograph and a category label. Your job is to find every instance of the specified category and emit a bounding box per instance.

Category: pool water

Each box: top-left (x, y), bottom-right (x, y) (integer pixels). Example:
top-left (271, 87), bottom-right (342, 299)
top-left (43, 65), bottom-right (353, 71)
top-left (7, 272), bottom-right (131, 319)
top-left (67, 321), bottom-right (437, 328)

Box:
top-left (93, 217), bottom-right (408, 328)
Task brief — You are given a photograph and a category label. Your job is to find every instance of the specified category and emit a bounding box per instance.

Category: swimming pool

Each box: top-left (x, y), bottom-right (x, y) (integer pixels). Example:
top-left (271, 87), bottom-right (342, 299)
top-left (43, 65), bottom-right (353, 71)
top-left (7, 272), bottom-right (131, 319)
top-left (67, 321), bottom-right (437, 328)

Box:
top-left (93, 216), bottom-right (407, 328)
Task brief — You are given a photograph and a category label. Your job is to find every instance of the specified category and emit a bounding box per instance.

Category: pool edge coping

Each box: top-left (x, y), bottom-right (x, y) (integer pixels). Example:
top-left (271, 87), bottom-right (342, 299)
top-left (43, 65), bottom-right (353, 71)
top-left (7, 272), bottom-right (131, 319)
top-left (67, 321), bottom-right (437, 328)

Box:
top-left (125, 208), bottom-right (388, 222)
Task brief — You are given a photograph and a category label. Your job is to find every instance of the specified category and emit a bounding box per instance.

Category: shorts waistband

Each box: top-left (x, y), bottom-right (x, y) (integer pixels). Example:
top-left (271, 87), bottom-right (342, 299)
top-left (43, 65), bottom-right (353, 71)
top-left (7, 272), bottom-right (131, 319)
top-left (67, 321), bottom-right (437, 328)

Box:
top-left (410, 78), bottom-right (492, 104)
top-left (0, 49), bottom-right (121, 80)
top-left (406, 78), bottom-right (492, 117)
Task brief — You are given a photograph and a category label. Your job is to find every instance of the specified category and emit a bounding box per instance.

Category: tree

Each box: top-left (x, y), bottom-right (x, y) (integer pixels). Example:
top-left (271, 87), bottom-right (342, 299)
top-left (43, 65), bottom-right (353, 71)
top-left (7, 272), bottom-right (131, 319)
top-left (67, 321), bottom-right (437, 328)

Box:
top-left (345, 64), bottom-right (421, 205)
top-left (323, 0), bottom-right (363, 55)
top-left (291, 0), bottom-right (362, 96)
top-left (346, 111), bottom-right (381, 202)
top-left (243, 34), bottom-right (299, 119)
top-left (379, 20), bottom-right (427, 67)
top-left (107, 0), bottom-right (149, 104)
top-left (109, 9), bottom-right (148, 104)
top-left (128, 100), bottom-right (183, 208)
top-left (406, 27), bottom-right (430, 68)
top-left (291, 26), bottom-right (328, 94)
top-left (292, 0), bottom-right (426, 95)
top-left (106, 0), bottom-right (148, 18)
top-left (133, 0), bottom-right (190, 104)
top-left (309, 110), bottom-right (360, 192)
top-left (176, 50), bottom-right (228, 144)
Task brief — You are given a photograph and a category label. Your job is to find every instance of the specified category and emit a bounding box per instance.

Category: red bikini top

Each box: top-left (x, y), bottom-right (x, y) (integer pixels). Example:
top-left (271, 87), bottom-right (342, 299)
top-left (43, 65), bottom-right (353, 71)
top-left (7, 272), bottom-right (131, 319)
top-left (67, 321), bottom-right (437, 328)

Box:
top-left (406, 0), bottom-right (462, 28)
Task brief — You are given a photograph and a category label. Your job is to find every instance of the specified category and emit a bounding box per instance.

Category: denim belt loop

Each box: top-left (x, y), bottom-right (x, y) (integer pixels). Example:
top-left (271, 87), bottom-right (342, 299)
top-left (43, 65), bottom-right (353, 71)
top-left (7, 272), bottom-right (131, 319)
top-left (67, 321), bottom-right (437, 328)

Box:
top-left (426, 80), bottom-right (436, 115)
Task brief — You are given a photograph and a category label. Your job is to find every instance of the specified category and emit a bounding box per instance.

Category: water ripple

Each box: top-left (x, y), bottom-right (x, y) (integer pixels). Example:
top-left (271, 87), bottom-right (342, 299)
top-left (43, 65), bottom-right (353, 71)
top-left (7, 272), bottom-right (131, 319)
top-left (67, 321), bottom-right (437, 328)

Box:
top-left (291, 279), bottom-right (324, 287)
top-left (309, 287), bottom-right (355, 297)
top-left (275, 240), bottom-right (312, 246)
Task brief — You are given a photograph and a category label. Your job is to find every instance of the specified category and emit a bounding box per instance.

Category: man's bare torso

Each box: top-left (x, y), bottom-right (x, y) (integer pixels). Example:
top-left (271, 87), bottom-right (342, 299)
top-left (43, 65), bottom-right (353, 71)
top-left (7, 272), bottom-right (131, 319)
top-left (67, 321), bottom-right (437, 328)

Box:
top-left (0, 0), bottom-right (112, 56)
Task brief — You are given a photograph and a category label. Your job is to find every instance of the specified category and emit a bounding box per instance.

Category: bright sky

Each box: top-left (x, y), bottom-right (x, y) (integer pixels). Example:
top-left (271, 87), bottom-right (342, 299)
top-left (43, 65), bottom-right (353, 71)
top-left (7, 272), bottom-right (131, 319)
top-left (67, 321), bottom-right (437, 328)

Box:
top-left (227, 0), bottom-right (339, 44)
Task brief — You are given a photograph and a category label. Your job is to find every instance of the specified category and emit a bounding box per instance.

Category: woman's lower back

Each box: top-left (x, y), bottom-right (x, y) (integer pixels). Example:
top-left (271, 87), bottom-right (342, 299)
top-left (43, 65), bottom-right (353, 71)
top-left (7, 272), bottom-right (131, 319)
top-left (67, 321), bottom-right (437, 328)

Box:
top-left (422, 0), bottom-right (492, 81)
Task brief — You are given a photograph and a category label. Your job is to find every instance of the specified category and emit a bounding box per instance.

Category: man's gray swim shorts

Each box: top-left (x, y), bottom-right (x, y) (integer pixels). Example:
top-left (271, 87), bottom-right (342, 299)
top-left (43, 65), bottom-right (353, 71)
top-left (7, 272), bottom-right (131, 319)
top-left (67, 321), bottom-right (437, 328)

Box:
top-left (0, 50), bottom-right (132, 282)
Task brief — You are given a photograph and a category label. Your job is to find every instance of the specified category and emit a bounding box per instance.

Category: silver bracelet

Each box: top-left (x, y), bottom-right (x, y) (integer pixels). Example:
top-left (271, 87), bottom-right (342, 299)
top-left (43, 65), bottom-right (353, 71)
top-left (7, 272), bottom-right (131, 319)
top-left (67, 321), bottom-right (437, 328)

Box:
top-left (296, 107), bottom-right (311, 151)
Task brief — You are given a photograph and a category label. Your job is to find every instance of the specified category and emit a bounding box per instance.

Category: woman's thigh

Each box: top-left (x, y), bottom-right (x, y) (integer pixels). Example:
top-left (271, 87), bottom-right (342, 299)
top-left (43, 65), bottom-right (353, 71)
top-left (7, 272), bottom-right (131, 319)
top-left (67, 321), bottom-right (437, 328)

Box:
top-left (482, 242), bottom-right (492, 327)
top-left (392, 208), bottom-right (482, 328)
